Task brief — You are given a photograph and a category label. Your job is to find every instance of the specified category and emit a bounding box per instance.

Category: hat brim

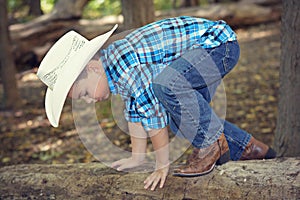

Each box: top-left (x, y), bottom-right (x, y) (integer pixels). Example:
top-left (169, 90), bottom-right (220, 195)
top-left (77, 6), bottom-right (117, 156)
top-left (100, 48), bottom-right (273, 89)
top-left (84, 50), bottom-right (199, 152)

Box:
top-left (45, 25), bottom-right (118, 127)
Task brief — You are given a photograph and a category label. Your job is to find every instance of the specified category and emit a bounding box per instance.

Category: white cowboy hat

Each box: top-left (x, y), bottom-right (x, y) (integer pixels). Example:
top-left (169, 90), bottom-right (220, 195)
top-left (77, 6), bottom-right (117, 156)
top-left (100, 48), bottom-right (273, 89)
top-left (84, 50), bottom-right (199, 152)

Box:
top-left (37, 24), bottom-right (118, 127)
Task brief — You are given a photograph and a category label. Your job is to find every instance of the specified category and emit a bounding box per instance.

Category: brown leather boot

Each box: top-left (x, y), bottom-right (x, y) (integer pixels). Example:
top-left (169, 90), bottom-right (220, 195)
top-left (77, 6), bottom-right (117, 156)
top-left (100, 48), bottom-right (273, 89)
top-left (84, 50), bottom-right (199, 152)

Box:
top-left (240, 137), bottom-right (276, 160)
top-left (173, 133), bottom-right (230, 177)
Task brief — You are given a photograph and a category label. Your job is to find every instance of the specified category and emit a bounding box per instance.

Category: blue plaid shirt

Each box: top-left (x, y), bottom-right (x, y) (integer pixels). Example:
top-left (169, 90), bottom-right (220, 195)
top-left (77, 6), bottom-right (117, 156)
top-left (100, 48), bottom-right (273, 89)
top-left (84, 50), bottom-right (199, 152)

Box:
top-left (100, 16), bottom-right (236, 131)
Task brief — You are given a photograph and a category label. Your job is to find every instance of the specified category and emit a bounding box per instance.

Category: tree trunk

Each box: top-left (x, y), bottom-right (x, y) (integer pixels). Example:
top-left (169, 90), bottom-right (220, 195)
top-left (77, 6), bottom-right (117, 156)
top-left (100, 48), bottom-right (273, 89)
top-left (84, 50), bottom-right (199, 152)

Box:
top-left (121, 0), bottom-right (155, 29)
top-left (52, 0), bottom-right (89, 19)
top-left (274, 0), bottom-right (300, 157)
top-left (180, 0), bottom-right (199, 7)
top-left (0, 0), bottom-right (22, 110)
top-left (28, 0), bottom-right (43, 16)
top-left (156, 1), bottom-right (281, 28)
top-left (240, 0), bottom-right (280, 6)
top-left (0, 158), bottom-right (299, 199)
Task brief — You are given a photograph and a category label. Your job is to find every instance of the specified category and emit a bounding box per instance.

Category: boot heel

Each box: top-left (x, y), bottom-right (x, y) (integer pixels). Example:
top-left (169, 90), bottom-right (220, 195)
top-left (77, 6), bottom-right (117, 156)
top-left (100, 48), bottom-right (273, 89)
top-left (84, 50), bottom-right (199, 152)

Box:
top-left (216, 151), bottom-right (230, 165)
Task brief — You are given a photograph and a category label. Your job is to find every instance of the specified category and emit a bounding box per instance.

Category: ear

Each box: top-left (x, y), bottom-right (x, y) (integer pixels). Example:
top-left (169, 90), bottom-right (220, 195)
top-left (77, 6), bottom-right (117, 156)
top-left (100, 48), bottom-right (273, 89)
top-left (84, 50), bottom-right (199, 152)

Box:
top-left (86, 60), bottom-right (102, 74)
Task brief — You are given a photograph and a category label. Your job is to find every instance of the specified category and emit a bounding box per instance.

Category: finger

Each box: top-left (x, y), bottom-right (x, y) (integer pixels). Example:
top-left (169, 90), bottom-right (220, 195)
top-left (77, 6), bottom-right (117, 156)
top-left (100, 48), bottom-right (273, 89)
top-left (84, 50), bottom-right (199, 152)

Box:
top-left (144, 172), bottom-right (155, 183)
top-left (144, 173), bottom-right (161, 191)
top-left (111, 159), bottom-right (125, 168)
top-left (151, 176), bottom-right (161, 191)
top-left (144, 174), bottom-right (155, 189)
top-left (159, 175), bottom-right (167, 188)
top-left (144, 178), bottom-right (152, 189)
top-left (118, 160), bottom-right (140, 171)
top-left (112, 159), bottom-right (131, 170)
top-left (117, 162), bottom-right (131, 171)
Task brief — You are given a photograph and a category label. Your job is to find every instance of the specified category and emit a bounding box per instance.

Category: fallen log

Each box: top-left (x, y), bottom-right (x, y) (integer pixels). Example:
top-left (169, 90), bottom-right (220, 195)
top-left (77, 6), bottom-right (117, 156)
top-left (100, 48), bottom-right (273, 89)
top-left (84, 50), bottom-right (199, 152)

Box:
top-left (156, 1), bottom-right (281, 28)
top-left (0, 158), bottom-right (299, 199)
top-left (10, 2), bottom-right (281, 71)
top-left (240, 0), bottom-right (281, 7)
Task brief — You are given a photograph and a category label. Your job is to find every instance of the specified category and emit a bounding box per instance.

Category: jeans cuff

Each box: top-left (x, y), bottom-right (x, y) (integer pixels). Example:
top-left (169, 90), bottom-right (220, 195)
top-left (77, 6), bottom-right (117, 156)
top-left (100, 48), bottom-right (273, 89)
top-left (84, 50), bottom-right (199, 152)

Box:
top-left (232, 133), bottom-right (251, 161)
top-left (193, 127), bottom-right (224, 149)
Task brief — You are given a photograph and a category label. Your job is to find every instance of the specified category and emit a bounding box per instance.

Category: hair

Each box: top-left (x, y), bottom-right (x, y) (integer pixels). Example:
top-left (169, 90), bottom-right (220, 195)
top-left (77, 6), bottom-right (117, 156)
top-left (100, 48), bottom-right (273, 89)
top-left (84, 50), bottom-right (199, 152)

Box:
top-left (93, 52), bottom-right (101, 60)
top-left (75, 51), bottom-right (100, 82)
top-left (75, 68), bottom-right (88, 82)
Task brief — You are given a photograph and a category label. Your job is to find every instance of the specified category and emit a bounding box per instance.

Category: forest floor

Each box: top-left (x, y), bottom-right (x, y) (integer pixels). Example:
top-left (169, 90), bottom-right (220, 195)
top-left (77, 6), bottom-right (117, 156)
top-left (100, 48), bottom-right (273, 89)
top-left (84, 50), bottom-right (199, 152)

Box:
top-left (0, 21), bottom-right (280, 167)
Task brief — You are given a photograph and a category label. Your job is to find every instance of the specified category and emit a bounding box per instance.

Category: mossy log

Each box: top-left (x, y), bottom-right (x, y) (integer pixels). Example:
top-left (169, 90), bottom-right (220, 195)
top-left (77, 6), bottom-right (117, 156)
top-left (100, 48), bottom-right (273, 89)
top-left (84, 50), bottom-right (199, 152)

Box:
top-left (0, 157), bottom-right (299, 199)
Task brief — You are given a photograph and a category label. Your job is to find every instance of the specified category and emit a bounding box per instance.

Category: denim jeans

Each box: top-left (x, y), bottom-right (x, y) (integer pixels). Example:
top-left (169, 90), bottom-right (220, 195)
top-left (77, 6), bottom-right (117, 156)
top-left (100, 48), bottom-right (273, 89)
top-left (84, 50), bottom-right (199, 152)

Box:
top-left (153, 41), bottom-right (251, 161)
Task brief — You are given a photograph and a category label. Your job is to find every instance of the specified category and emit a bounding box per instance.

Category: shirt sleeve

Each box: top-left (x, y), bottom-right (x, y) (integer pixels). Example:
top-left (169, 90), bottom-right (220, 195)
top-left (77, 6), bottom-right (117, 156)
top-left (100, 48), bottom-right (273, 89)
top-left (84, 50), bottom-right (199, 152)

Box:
top-left (124, 86), bottom-right (169, 131)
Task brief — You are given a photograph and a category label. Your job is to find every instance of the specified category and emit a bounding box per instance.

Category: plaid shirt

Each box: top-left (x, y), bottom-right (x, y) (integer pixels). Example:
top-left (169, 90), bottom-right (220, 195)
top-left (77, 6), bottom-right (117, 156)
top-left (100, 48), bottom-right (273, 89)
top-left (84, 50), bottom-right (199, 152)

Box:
top-left (100, 16), bottom-right (236, 131)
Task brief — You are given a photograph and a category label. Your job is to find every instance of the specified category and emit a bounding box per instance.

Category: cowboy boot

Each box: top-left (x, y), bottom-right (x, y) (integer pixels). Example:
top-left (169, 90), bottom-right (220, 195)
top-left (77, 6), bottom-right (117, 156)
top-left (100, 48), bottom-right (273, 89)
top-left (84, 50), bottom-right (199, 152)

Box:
top-left (240, 136), bottom-right (276, 160)
top-left (173, 133), bottom-right (230, 177)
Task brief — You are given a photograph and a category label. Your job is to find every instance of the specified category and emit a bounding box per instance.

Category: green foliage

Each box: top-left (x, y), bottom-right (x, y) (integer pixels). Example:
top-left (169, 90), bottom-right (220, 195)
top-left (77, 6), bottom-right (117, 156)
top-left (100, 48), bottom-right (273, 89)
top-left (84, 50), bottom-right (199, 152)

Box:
top-left (8, 0), bottom-right (30, 23)
top-left (154, 0), bottom-right (174, 10)
top-left (8, 0), bottom-right (21, 12)
top-left (8, 0), bottom-right (211, 22)
top-left (8, 0), bottom-right (58, 15)
top-left (83, 0), bottom-right (193, 19)
top-left (153, 0), bottom-right (210, 10)
top-left (83, 0), bottom-right (122, 19)
top-left (41, 0), bottom-right (58, 13)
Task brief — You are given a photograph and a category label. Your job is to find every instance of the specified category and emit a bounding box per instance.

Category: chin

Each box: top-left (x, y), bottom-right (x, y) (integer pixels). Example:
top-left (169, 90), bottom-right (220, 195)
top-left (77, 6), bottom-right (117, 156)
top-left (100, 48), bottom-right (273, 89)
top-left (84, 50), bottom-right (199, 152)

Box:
top-left (97, 94), bottom-right (109, 102)
top-left (103, 93), bottom-right (110, 100)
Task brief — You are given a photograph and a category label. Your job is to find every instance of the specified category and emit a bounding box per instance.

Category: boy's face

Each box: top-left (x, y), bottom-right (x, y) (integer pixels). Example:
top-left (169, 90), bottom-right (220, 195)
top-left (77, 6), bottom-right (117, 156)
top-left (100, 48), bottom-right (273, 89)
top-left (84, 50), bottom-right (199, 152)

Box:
top-left (68, 59), bottom-right (110, 103)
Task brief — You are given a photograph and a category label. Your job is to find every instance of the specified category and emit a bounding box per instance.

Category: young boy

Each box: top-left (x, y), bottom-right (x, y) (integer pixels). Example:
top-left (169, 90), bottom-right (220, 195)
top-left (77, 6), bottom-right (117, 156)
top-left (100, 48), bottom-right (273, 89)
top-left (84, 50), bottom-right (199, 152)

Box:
top-left (37, 16), bottom-right (276, 191)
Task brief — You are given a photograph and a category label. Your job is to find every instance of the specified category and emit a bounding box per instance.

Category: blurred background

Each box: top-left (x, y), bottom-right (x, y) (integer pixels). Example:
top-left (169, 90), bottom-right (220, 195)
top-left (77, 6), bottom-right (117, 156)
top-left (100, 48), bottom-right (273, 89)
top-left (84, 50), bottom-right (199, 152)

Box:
top-left (0, 0), bottom-right (288, 167)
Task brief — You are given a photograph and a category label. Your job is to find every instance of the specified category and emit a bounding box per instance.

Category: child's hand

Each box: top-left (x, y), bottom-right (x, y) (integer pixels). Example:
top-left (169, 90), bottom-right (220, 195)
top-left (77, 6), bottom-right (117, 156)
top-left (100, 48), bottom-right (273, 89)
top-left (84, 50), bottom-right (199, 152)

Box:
top-left (144, 165), bottom-right (169, 191)
top-left (111, 156), bottom-right (144, 171)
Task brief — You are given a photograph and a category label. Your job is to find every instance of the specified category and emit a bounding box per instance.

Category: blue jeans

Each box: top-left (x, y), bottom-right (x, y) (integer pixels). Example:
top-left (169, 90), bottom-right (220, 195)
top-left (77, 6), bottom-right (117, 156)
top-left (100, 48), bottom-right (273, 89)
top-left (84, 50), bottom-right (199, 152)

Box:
top-left (153, 41), bottom-right (251, 161)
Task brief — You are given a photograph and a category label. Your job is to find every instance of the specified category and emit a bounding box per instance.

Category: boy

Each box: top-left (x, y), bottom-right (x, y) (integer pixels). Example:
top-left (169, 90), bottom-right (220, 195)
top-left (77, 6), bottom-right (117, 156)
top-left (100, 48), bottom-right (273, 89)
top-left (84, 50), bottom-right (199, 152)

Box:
top-left (37, 16), bottom-right (276, 191)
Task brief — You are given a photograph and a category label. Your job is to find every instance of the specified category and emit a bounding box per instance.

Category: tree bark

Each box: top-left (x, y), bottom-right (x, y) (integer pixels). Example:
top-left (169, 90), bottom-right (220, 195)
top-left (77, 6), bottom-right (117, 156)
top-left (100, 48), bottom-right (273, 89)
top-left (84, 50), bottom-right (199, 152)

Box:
top-left (0, 158), bottom-right (299, 199)
top-left (180, 0), bottom-right (199, 7)
top-left (274, 0), bottom-right (300, 157)
top-left (28, 0), bottom-right (43, 16)
top-left (52, 0), bottom-right (89, 19)
top-left (0, 0), bottom-right (22, 110)
top-left (121, 0), bottom-right (155, 29)
top-left (240, 0), bottom-right (281, 6)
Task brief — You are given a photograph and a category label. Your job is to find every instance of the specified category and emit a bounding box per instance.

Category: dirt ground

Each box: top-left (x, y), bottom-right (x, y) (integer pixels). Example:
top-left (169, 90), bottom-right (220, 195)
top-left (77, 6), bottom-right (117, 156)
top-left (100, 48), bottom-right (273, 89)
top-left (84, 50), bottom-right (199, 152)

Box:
top-left (0, 21), bottom-right (281, 167)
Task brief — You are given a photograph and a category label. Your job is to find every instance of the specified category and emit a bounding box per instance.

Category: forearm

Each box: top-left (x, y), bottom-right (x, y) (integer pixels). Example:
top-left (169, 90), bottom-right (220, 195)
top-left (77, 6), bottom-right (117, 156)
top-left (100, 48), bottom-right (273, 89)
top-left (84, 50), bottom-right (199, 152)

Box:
top-left (110, 122), bottom-right (147, 170)
top-left (128, 122), bottom-right (147, 161)
top-left (149, 127), bottom-right (169, 168)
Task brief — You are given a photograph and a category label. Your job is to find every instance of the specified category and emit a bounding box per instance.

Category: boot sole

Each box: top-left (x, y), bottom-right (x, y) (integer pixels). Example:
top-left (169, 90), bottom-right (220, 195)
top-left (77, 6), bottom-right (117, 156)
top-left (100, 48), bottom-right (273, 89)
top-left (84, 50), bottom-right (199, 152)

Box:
top-left (173, 162), bottom-right (215, 177)
top-left (173, 151), bottom-right (230, 177)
